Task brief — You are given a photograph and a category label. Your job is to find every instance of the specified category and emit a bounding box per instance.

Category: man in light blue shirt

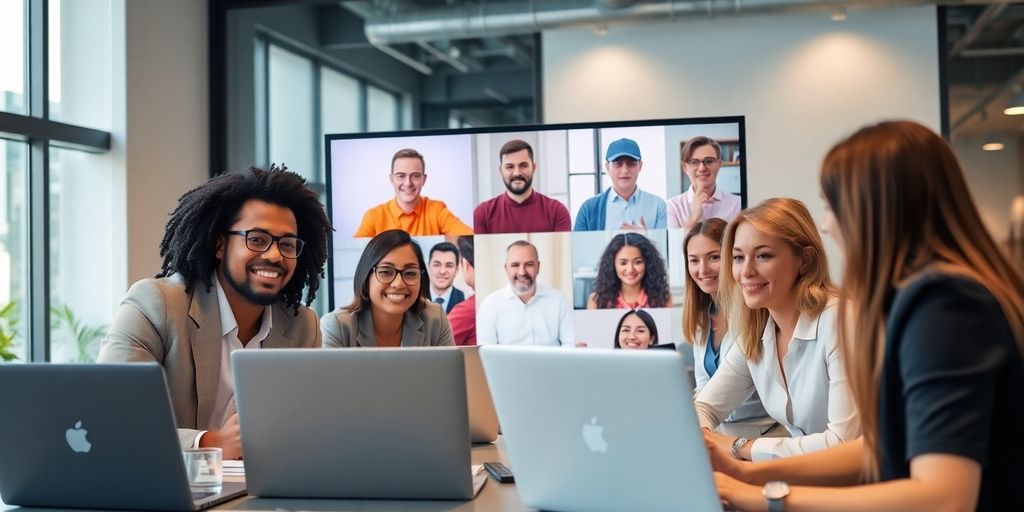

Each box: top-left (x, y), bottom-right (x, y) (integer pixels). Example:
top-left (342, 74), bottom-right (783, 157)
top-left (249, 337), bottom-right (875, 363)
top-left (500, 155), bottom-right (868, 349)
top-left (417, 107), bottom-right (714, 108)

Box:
top-left (574, 138), bottom-right (667, 231)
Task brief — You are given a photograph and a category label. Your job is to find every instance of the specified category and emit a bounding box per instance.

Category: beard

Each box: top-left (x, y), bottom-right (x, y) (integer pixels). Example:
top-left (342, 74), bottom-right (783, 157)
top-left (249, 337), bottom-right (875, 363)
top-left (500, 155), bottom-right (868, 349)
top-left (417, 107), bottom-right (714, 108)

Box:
top-left (504, 174), bottom-right (533, 195)
top-left (511, 273), bottom-right (535, 295)
top-left (222, 259), bottom-right (285, 306)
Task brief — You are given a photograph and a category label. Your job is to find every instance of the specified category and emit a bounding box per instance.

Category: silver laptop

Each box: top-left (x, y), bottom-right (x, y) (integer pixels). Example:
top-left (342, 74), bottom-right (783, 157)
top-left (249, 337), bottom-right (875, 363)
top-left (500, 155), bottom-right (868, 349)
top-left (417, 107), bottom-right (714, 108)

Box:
top-left (460, 345), bottom-right (500, 443)
top-left (481, 346), bottom-right (722, 512)
top-left (233, 348), bottom-right (487, 500)
top-left (0, 363), bottom-right (246, 511)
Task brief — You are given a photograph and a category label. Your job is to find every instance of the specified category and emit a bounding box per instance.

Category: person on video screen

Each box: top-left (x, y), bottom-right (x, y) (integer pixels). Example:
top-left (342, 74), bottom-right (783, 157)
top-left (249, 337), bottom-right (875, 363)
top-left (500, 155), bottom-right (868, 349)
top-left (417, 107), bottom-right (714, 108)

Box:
top-left (474, 139), bottom-right (571, 234)
top-left (477, 240), bottom-right (574, 346)
top-left (354, 148), bottom-right (472, 238)
top-left (447, 236), bottom-right (477, 346)
top-left (427, 242), bottom-right (465, 314)
top-left (574, 138), bottom-right (667, 231)
top-left (587, 232), bottom-right (671, 309)
top-left (667, 136), bottom-right (741, 232)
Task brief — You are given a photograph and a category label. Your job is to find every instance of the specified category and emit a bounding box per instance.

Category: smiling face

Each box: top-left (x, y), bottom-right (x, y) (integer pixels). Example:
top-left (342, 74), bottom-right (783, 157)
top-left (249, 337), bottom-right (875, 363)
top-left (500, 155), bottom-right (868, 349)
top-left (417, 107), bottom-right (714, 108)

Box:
top-left (500, 148), bottom-right (536, 196)
top-left (614, 245), bottom-right (646, 288)
top-left (687, 234), bottom-right (722, 296)
top-left (389, 157), bottom-right (426, 209)
top-left (504, 244), bottom-right (540, 296)
top-left (428, 249), bottom-right (458, 292)
top-left (605, 157), bottom-right (642, 197)
top-left (683, 144), bottom-right (721, 193)
top-left (618, 313), bottom-right (655, 349)
top-left (730, 222), bottom-right (803, 311)
top-left (216, 199), bottom-right (298, 306)
top-left (368, 244), bottom-right (422, 318)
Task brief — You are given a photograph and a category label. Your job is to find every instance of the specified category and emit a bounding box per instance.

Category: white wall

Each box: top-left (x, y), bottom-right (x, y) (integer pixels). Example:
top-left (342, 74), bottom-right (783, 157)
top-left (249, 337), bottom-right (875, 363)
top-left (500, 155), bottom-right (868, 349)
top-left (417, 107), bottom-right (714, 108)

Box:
top-left (115, 0), bottom-right (209, 289)
top-left (953, 135), bottom-right (1022, 243)
top-left (544, 6), bottom-right (942, 274)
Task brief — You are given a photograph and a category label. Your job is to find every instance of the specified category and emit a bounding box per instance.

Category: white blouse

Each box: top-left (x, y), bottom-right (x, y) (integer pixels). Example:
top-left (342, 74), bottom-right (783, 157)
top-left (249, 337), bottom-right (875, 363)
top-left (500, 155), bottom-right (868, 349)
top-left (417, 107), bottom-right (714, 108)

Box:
top-left (692, 328), bottom-right (768, 422)
top-left (694, 301), bottom-right (860, 461)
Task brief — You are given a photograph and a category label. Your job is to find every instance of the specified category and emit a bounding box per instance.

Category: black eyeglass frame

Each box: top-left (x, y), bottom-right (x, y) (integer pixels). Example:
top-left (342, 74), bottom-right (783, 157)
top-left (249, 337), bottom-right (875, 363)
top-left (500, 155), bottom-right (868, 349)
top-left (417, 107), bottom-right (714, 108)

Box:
top-left (371, 265), bottom-right (424, 285)
top-left (226, 230), bottom-right (305, 259)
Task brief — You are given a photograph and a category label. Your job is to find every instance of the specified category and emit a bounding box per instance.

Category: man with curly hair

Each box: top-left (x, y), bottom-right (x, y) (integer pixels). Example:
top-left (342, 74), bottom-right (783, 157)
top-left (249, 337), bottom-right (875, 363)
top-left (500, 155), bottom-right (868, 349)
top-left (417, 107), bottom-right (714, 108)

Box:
top-left (98, 165), bottom-right (332, 459)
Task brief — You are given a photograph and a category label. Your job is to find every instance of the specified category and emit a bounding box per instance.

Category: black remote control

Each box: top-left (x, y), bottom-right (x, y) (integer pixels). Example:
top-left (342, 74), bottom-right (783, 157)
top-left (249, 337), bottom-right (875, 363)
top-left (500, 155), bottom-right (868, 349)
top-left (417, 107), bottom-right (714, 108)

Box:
top-left (483, 462), bottom-right (515, 483)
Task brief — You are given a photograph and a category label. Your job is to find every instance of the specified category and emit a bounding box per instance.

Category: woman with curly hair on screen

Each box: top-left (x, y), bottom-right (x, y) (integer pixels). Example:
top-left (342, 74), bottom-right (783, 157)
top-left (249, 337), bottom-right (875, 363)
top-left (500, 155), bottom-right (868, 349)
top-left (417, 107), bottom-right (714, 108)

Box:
top-left (587, 232), bottom-right (672, 309)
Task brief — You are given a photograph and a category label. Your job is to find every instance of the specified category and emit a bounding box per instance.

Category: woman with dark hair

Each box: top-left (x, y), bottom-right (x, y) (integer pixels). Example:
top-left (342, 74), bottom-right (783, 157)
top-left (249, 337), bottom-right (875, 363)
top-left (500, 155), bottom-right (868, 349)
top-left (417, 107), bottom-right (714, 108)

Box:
top-left (613, 309), bottom-right (659, 349)
top-left (322, 229), bottom-right (454, 347)
top-left (587, 232), bottom-right (672, 309)
top-left (712, 121), bottom-right (1024, 511)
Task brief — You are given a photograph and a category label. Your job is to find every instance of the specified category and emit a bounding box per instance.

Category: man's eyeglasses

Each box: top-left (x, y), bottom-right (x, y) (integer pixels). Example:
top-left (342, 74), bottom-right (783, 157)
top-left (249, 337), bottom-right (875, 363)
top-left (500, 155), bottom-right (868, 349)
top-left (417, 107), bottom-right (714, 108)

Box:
top-left (227, 230), bottom-right (305, 259)
top-left (684, 157), bottom-right (720, 169)
top-left (372, 266), bottom-right (423, 285)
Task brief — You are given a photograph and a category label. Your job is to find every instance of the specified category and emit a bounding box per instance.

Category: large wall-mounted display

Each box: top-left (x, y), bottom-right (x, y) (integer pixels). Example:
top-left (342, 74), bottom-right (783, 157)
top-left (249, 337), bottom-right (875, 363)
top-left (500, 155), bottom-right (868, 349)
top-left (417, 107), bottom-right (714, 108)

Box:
top-left (326, 116), bottom-right (746, 349)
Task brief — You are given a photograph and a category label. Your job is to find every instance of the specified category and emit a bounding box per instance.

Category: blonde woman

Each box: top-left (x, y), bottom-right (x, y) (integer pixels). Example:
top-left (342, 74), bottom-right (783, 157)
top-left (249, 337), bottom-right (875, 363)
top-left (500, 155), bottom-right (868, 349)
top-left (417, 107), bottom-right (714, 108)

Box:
top-left (712, 121), bottom-right (1024, 511)
top-left (695, 198), bottom-right (860, 462)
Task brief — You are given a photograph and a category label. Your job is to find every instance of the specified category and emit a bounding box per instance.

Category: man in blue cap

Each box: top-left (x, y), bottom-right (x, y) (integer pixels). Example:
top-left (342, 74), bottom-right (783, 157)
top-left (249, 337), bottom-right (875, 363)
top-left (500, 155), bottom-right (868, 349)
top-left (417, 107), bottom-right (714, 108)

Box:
top-left (573, 138), bottom-right (667, 231)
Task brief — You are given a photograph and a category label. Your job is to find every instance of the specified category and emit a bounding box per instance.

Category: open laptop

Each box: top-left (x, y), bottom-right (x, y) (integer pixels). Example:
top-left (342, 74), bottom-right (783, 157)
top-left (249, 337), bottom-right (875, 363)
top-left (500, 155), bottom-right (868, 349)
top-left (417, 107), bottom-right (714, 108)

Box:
top-left (481, 346), bottom-right (722, 512)
top-left (233, 348), bottom-right (487, 500)
top-left (460, 345), bottom-right (500, 443)
top-left (0, 363), bottom-right (246, 511)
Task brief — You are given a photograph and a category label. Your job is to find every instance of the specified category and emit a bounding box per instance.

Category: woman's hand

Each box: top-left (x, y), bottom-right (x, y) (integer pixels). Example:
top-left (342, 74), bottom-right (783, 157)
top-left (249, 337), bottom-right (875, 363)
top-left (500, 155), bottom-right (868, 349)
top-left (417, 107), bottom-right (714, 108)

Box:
top-left (703, 428), bottom-right (749, 479)
top-left (714, 471), bottom-right (766, 512)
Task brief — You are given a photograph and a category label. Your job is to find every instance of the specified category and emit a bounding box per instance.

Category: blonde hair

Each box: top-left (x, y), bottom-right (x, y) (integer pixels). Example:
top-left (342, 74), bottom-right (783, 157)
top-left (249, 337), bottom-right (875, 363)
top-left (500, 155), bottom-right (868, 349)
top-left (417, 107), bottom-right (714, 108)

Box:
top-left (719, 198), bottom-right (836, 362)
top-left (682, 218), bottom-right (728, 345)
top-left (821, 120), bottom-right (1024, 481)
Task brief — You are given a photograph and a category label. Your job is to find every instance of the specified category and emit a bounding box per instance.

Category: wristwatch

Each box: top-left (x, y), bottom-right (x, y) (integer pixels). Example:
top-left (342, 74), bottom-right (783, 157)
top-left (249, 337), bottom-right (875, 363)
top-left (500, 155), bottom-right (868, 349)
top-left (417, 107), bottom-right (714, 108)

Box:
top-left (763, 481), bottom-right (790, 512)
top-left (730, 436), bottom-right (750, 460)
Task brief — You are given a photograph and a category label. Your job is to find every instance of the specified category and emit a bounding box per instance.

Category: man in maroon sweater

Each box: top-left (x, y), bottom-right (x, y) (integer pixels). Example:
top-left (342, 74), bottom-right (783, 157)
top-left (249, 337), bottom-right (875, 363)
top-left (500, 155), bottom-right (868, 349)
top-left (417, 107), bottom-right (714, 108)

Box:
top-left (447, 236), bottom-right (476, 345)
top-left (473, 139), bottom-right (572, 234)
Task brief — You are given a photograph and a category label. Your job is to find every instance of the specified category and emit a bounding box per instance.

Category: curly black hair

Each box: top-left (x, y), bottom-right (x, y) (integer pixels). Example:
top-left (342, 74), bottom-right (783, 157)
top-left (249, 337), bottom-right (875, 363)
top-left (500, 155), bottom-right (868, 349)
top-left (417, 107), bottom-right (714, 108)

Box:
top-left (591, 233), bottom-right (671, 309)
top-left (156, 164), bottom-right (332, 314)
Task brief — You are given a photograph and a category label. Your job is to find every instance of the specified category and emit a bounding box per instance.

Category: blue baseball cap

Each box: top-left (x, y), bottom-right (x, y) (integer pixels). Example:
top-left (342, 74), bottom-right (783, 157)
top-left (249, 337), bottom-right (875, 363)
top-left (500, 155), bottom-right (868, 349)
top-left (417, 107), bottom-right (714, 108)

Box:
top-left (605, 138), bottom-right (642, 161)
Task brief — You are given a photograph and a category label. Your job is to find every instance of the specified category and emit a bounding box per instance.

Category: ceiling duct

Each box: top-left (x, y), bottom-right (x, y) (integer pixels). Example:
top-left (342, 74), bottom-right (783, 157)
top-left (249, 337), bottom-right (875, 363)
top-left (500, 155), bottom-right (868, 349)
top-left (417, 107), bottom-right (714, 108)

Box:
top-left (363, 0), bottom-right (937, 45)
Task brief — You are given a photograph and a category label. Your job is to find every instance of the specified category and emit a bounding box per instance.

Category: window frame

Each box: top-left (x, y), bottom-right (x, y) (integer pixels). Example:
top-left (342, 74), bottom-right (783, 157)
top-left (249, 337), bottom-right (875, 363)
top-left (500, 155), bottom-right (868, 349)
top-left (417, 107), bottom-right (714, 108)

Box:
top-left (0, 0), bottom-right (111, 362)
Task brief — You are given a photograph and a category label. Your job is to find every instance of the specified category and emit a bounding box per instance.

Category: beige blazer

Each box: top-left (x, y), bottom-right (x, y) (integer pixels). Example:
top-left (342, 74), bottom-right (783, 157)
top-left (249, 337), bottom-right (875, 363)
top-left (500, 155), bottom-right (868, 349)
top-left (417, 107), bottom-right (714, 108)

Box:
top-left (97, 274), bottom-right (320, 447)
top-left (321, 301), bottom-right (454, 348)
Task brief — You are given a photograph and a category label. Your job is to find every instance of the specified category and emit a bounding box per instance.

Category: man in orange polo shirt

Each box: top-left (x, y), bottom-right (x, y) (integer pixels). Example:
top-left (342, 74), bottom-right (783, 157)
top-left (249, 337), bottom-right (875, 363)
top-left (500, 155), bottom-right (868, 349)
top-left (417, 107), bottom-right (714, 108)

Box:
top-left (354, 148), bottom-right (473, 237)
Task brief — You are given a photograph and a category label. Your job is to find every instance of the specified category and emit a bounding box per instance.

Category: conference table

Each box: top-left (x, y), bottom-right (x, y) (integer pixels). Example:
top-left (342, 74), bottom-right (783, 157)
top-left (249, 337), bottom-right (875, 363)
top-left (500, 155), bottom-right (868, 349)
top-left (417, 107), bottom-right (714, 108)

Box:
top-left (218, 438), bottom-right (533, 512)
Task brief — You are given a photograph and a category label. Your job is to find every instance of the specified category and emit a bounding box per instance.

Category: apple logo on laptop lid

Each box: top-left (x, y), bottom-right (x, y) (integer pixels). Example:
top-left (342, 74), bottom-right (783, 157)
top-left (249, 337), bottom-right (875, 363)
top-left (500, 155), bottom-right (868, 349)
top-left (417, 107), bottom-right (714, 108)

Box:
top-left (581, 417), bottom-right (608, 453)
top-left (65, 420), bottom-right (92, 453)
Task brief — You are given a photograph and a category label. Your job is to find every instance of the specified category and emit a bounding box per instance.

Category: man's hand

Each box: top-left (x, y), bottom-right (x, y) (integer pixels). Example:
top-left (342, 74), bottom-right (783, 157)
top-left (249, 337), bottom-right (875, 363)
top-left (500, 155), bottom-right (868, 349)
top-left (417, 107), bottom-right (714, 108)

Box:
top-left (619, 216), bottom-right (647, 231)
top-left (199, 413), bottom-right (243, 460)
top-left (685, 186), bottom-right (714, 229)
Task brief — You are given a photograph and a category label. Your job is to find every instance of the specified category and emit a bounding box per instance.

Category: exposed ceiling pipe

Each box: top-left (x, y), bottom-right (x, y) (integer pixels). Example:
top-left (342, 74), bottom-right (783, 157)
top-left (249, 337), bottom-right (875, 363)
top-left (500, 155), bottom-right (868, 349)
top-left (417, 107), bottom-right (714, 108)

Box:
top-left (951, 64), bottom-right (1024, 134)
top-left (339, 1), bottom-right (433, 75)
top-left (416, 41), bottom-right (471, 73)
top-left (961, 47), bottom-right (1024, 58)
top-left (363, 0), bottom-right (937, 45)
top-left (948, 1), bottom-right (1010, 58)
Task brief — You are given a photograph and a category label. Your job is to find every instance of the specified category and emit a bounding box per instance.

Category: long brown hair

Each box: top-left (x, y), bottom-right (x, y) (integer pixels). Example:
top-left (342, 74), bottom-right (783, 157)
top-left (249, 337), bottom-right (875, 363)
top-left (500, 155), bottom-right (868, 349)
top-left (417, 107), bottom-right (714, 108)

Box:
top-left (719, 198), bottom-right (835, 362)
top-left (820, 120), bottom-right (1024, 481)
top-left (682, 218), bottom-right (728, 344)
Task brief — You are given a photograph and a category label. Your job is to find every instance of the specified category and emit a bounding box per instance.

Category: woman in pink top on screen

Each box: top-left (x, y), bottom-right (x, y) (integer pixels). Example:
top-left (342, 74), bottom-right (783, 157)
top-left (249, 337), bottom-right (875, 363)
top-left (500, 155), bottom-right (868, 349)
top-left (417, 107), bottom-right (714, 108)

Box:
top-left (587, 232), bottom-right (672, 309)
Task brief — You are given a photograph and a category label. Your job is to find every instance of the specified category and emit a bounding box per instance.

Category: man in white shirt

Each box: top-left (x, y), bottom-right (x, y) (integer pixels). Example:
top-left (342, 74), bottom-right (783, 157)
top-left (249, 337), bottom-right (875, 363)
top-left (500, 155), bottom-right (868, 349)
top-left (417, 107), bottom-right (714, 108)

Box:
top-left (477, 240), bottom-right (574, 346)
top-left (98, 166), bottom-right (330, 459)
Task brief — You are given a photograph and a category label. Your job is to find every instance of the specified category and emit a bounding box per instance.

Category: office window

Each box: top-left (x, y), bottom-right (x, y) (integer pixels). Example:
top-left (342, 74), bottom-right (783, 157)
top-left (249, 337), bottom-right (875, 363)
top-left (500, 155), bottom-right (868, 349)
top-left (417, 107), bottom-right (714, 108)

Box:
top-left (0, 141), bottom-right (29, 362)
top-left (268, 43), bottom-right (316, 183)
top-left (0, 0), bottom-right (112, 363)
top-left (321, 68), bottom-right (360, 136)
top-left (48, 0), bottom-right (112, 130)
top-left (367, 85), bottom-right (398, 133)
top-left (0, 0), bottom-right (26, 114)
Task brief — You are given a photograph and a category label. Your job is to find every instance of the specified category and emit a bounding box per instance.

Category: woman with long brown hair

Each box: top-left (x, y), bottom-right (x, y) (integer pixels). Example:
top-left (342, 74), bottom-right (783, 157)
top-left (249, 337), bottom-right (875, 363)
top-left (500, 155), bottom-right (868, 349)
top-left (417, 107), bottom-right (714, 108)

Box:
top-left (696, 198), bottom-right (859, 462)
top-left (712, 121), bottom-right (1024, 511)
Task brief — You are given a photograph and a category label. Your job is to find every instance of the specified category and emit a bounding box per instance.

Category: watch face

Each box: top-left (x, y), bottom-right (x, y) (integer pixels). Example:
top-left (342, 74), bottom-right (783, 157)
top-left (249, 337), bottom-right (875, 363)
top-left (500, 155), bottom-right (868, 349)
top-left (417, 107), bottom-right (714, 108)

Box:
top-left (763, 481), bottom-right (790, 500)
